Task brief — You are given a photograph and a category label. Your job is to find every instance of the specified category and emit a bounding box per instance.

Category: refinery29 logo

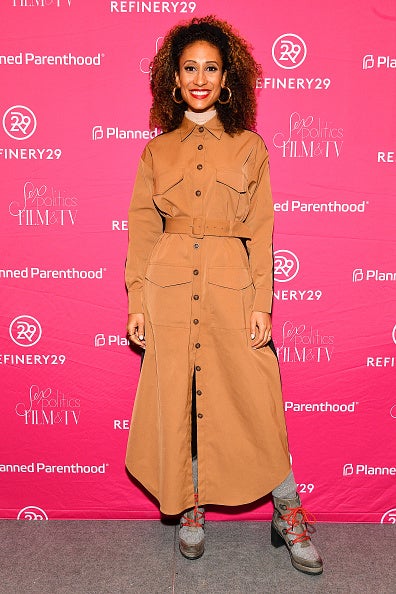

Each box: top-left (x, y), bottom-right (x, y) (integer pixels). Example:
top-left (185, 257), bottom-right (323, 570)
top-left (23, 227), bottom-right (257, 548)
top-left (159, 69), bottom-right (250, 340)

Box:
top-left (9, 315), bottom-right (42, 347)
top-left (274, 249), bottom-right (300, 282)
top-left (17, 506), bottom-right (48, 520)
top-left (381, 509), bottom-right (396, 524)
top-left (2, 105), bottom-right (37, 140)
top-left (272, 34), bottom-right (307, 69)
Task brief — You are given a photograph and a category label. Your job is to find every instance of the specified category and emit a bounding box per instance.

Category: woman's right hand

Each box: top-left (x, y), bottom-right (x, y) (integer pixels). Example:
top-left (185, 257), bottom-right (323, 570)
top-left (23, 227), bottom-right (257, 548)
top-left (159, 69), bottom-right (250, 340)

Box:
top-left (126, 313), bottom-right (146, 348)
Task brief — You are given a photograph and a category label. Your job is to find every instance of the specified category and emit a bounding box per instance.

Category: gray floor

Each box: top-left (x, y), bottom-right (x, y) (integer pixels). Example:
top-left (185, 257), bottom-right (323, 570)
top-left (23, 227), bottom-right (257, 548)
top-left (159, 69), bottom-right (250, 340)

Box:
top-left (1, 520), bottom-right (395, 594)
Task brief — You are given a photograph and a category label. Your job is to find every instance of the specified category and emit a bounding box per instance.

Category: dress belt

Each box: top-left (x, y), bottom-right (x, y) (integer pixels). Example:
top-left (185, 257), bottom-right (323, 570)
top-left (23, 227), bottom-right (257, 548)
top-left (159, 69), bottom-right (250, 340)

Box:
top-left (164, 217), bottom-right (252, 239)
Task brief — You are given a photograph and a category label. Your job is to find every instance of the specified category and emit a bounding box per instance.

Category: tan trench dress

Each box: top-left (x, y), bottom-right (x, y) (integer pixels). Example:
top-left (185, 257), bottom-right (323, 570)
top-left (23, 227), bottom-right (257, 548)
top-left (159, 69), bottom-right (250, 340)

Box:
top-left (125, 115), bottom-right (291, 515)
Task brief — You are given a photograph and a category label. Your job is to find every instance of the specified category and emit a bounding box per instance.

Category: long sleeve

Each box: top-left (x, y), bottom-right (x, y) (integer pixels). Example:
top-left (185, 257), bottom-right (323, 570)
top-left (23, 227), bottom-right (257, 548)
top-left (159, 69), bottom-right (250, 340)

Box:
top-left (244, 138), bottom-right (274, 313)
top-left (125, 146), bottom-right (163, 313)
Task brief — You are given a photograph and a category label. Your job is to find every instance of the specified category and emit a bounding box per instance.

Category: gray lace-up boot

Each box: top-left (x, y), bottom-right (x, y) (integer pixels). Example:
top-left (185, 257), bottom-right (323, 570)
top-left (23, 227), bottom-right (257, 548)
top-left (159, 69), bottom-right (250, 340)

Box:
top-left (179, 493), bottom-right (205, 560)
top-left (179, 455), bottom-right (205, 560)
top-left (271, 494), bottom-right (323, 575)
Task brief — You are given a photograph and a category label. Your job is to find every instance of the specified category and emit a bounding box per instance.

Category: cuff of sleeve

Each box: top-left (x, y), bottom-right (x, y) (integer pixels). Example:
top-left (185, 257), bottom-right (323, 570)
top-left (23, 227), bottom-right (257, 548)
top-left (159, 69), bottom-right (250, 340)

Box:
top-left (253, 288), bottom-right (273, 313)
top-left (128, 289), bottom-right (144, 314)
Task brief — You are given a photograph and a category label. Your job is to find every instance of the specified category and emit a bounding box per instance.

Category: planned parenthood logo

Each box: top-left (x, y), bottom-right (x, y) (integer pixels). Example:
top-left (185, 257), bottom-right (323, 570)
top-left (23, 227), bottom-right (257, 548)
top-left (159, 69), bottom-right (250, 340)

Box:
top-left (17, 506), bottom-right (48, 520)
top-left (2, 105), bottom-right (37, 140)
top-left (272, 34), bottom-right (307, 69)
top-left (352, 268), bottom-right (396, 282)
top-left (92, 125), bottom-right (104, 140)
top-left (92, 124), bottom-right (160, 141)
top-left (9, 315), bottom-right (42, 347)
top-left (363, 55), bottom-right (376, 69)
top-left (343, 463), bottom-right (396, 477)
top-left (274, 250), bottom-right (300, 282)
top-left (362, 54), bottom-right (396, 69)
top-left (342, 463), bottom-right (354, 476)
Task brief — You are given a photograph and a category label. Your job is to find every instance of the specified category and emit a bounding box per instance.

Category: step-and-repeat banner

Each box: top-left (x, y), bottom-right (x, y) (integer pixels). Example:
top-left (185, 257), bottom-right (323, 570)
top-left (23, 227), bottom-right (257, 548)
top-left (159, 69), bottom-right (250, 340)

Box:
top-left (1, 1), bottom-right (395, 523)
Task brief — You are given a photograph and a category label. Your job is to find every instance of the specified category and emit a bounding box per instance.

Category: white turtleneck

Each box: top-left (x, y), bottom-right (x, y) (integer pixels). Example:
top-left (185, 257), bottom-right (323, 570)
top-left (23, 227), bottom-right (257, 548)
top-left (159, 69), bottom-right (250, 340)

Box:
top-left (184, 109), bottom-right (217, 125)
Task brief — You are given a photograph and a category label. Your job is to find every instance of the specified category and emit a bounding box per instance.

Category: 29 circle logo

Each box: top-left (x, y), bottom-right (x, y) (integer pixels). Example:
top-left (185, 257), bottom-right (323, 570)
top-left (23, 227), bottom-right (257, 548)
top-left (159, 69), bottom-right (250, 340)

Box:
top-left (274, 250), bottom-right (300, 282)
top-left (17, 506), bottom-right (48, 520)
top-left (380, 509), bottom-right (396, 524)
top-left (9, 315), bottom-right (42, 347)
top-left (272, 34), bottom-right (307, 70)
top-left (2, 105), bottom-right (37, 140)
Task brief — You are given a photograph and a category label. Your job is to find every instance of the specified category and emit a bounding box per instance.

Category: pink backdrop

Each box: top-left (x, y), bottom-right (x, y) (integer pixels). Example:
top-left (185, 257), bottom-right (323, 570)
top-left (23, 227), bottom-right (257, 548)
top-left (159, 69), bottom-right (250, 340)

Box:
top-left (1, 0), bottom-right (395, 524)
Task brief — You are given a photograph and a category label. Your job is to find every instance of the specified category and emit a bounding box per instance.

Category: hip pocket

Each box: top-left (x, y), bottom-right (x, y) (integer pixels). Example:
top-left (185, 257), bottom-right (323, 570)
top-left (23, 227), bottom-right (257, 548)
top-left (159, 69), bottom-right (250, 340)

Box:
top-left (207, 267), bottom-right (253, 330)
top-left (144, 264), bottom-right (192, 327)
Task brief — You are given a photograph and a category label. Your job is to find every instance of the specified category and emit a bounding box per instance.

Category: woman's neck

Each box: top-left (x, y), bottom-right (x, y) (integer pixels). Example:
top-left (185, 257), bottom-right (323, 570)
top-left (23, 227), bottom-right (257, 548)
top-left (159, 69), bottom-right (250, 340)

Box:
top-left (185, 109), bottom-right (217, 125)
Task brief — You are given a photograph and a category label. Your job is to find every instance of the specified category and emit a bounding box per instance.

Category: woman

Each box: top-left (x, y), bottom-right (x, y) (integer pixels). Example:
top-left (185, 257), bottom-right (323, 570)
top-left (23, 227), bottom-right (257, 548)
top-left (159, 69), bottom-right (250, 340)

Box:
top-left (125, 16), bottom-right (323, 575)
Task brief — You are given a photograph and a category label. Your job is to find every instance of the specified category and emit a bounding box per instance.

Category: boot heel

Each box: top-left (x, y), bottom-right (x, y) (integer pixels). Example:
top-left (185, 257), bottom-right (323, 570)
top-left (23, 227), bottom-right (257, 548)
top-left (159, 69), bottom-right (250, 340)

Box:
top-left (271, 524), bottom-right (285, 548)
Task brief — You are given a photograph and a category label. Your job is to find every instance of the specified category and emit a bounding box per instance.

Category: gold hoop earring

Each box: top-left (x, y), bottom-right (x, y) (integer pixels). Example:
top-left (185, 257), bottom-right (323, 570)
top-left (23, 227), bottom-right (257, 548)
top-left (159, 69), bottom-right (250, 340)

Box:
top-left (218, 86), bottom-right (232, 105)
top-left (172, 87), bottom-right (184, 104)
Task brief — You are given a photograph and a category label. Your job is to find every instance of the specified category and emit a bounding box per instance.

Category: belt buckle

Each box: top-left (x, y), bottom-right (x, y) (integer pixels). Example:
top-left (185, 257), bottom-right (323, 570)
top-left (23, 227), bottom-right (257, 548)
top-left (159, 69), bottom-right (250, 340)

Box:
top-left (192, 217), bottom-right (204, 238)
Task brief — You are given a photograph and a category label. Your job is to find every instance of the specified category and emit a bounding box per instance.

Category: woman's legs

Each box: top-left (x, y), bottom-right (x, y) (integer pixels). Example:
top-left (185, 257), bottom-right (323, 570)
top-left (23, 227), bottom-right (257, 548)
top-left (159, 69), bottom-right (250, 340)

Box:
top-left (271, 471), bottom-right (323, 575)
top-left (179, 375), bottom-right (322, 571)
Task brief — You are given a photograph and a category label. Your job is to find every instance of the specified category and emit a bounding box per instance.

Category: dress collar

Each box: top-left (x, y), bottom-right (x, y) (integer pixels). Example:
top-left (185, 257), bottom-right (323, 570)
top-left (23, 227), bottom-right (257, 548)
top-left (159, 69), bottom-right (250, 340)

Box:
top-left (179, 114), bottom-right (224, 141)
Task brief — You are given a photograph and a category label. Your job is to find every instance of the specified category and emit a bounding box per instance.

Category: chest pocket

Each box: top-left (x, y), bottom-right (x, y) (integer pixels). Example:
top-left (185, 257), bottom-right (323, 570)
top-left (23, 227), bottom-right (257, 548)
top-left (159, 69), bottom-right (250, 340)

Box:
top-left (153, 170), bottom-right (184, 195)
top-left (216, 169), bottom-right (247, 192)
top-left (153, 170), bottom-right (184, 216)
top-left (207, 267), bottom-right (254, 330)
top-left (144, 264), bottom-right (192, 328)
top-left (216, 169), bottom-right (249, 219)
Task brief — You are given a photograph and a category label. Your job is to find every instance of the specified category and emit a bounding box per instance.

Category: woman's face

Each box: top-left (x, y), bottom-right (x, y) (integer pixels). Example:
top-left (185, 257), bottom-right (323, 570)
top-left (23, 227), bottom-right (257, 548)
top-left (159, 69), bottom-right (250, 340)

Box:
top-left (175, 40), bottom-right (226, 112)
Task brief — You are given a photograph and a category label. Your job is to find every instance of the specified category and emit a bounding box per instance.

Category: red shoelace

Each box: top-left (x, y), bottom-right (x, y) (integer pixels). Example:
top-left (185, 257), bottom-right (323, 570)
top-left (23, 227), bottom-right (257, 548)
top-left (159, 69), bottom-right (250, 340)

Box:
top-left (181, 493), bottom-right (205, 528)
top-left (280, 505), bottom-right (317, 544)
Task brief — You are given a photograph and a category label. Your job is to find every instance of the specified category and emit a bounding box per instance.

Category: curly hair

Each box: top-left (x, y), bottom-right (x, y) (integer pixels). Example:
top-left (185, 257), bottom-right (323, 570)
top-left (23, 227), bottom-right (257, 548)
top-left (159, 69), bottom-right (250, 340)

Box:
top-left (149, 15), bottom-right (262, 135)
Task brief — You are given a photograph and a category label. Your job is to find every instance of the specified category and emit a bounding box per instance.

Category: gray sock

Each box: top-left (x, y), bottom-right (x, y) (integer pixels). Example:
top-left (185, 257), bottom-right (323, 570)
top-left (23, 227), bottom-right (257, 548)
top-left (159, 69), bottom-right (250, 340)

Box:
top-left (272, 470), bottom-right (297, 500)
top-left (192, 455), bottom-right (198, 492)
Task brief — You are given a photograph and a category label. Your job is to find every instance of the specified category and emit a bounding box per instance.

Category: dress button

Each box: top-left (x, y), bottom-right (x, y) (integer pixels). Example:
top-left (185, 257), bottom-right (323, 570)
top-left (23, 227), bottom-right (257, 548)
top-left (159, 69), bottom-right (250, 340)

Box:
top-left (193, 319), bottom-right (199, 325)
top-left (198, 126), bottom-right (204, 133)
top-left (198, 144), bottom-right (203, 150)
top-left (193, 243), bottom-right (200, 249)
top-left (197, 164), bottom-right (203, 170)
top-left (195, 190), bottom-right (201, 196)
top-left (197, 390), bottom-right (202, 396)
top-left (197, 413), bottom-right (203, 418)
top-left (193, 294), bottom-right (199, 300)
top-left (195, 343), bottom-right (201, 349)
top-left (193, 269), bottom-right (199, 275)
top-left (195, 365), bottom-right (201, 371)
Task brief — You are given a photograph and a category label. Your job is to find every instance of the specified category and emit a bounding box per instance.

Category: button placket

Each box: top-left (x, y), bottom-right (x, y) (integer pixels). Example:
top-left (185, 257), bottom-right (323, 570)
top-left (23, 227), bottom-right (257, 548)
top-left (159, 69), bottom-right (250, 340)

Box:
top-left (192, 133), bottom-right (204, 225)
top-left (190, 230), bottom-right (202, 370)
top-left (190, 127), bottom-right (206, 425)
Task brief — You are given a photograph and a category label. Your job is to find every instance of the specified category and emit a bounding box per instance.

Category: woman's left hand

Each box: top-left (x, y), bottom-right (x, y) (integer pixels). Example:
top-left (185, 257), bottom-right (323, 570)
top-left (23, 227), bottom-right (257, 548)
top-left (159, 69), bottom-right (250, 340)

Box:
top-left (250, 311), bottom-right (272, 349)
